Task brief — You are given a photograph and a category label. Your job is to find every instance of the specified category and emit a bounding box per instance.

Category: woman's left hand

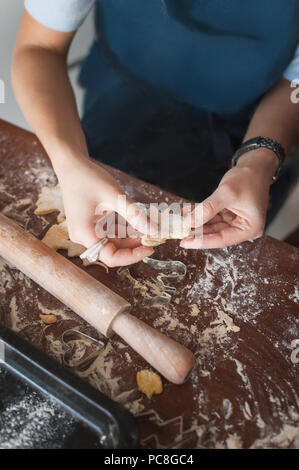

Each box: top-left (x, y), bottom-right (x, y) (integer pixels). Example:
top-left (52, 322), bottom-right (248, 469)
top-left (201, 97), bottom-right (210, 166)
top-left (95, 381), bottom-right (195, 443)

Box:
top-left (180, 149), bottom-right (278, 249)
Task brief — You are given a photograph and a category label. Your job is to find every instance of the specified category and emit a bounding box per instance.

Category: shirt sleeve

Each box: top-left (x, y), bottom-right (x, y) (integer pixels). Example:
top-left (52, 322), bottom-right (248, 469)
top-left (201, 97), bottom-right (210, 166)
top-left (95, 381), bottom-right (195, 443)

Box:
top-left (283, 44), bottom-right (299, 82)
top-left (24, 0), bottom-right (95, 32)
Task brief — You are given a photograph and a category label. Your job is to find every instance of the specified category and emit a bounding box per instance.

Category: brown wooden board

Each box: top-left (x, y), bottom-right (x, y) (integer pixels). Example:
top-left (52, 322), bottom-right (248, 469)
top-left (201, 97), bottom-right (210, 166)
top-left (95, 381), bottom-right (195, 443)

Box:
top-left (0, 119), bottom-right (298, 449)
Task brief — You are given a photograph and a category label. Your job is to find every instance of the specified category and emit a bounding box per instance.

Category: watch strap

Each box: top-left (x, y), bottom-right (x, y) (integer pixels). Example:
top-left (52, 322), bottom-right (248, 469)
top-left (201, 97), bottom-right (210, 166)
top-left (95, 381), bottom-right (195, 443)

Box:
top-left (231, 137), bottom-right (285, 182)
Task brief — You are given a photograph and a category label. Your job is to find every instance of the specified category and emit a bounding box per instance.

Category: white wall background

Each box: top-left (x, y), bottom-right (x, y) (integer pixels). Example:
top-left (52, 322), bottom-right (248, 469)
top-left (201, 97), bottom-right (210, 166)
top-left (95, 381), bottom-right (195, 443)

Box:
top-left (0, 0), bottom-right (298, 240)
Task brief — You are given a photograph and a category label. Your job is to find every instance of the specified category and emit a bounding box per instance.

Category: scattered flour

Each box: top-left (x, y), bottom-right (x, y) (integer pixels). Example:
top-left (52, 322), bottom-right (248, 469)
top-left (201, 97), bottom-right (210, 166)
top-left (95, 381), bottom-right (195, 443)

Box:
top-left (251, 423), bottom-right (299, 449)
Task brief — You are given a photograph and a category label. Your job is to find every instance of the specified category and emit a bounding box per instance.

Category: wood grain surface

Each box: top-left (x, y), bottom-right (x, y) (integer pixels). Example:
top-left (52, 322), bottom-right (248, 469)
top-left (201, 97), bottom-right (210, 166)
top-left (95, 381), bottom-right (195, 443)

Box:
top-left (0, 119), bottom-right (298, 449)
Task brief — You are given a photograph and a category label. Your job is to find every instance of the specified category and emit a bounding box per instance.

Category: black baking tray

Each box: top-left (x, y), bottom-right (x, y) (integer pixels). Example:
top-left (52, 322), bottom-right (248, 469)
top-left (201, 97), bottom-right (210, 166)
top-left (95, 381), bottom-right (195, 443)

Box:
top-left (0, 322), bottom-right (139, 448)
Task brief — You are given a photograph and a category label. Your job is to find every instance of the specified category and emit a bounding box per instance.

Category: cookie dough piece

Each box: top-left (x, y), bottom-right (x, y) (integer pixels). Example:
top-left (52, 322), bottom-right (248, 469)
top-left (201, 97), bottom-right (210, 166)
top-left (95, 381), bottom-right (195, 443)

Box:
top-left (141, 236), bottom-right (166, 247)
top-left (141, 211), bottom-right (189, 247)
top-left (136, 369), bottom-right (163, 399)
top-left (41, 220), bottom-right (83, 257)
top-left (34, 185), bottom-right (65, 223)
top-left (39, 314), bottom-right (57, 324)
top-left (41, 220), bottom-right (108, 271)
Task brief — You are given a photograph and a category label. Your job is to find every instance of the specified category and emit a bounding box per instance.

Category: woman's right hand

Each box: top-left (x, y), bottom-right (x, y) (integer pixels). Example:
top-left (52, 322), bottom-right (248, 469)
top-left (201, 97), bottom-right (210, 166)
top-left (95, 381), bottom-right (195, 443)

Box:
top-left (56, 156), bottom-right (156, 267)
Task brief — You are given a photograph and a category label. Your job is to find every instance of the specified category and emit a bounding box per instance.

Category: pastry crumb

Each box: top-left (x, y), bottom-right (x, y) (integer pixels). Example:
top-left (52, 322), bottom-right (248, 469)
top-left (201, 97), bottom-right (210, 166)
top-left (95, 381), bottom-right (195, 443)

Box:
top-left (191, 304), bottom-right (200, 316)
top-left (136, 369), bottom-right (163, 399)
top-left (39, 314), bottom-right (57, 324)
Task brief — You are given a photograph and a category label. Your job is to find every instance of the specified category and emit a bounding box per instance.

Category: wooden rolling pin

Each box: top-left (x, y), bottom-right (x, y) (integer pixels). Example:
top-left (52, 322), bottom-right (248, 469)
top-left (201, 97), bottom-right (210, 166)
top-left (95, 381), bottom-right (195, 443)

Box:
top-left (0, 213), bottom-right (195, 384)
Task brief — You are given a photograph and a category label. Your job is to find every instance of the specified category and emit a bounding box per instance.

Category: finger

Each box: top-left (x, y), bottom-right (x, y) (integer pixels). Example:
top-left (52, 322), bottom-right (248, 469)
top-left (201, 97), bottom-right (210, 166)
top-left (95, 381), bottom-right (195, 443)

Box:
top-left (110, 194), bottom-right (158, 236)
top-left (68, 214), bottom-right (99, 248)
top-left (182, 221), bottom-right (230, 239)
top-left (184, 189), bottom-right (226, 228)
top-left (110, 237), bottom-right (143, 249)
top-left (99, 241), bottom-right (154, 267)
top-left (203, 214), bottom-right (223, 225)
top-left (203, 211), bottom-right (235, 227)
top-left (95, 212), bottom-right (119, 239)
top-left (220, 210), bottom-right (236, 224)
top-left (180, 225), bottom-right (252, 249)
top-left (181, 203), bottom-right (195, 218)
top-left (202, 221), bottom-right (229, 234)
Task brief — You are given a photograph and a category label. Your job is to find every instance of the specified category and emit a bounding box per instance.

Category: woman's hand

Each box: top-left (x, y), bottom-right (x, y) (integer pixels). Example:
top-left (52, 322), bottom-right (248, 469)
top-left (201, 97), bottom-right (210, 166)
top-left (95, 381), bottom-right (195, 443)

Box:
top-left (180, 149), bottom-right (279, 249)
top-left (56, 156), bottom-right (156, 267)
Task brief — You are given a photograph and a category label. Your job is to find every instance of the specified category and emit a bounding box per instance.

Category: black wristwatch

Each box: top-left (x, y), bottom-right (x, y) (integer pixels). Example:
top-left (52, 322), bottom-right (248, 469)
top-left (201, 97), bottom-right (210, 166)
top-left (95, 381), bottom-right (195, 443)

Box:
top-left (231, 136), bottom-right (286, 183)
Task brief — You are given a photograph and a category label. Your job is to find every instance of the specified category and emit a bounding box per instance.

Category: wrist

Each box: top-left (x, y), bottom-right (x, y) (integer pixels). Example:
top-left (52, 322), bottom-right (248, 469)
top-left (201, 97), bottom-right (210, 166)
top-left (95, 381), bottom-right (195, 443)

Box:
top-left (236, 148), bottom-right (279, 183)
top-left (50, 146), bottom-right (90, 177)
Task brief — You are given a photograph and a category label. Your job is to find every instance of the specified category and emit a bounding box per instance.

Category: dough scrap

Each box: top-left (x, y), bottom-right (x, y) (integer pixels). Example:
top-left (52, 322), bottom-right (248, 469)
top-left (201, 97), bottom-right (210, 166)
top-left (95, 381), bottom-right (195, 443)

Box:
top-left (41, 220), bottom-right (108, 271)
top-left (40, 314), bottom-right (57, 324)
top-left (136, 369), bottom-right (163, 399)
top-left (34, 185), bottom-right (65, 223)
top-left (191, 304), bottom-right (200, 316)
top-left (142, 210), bottom-right (189, 247)
top-left (41, 220), bottom-right (84, 257)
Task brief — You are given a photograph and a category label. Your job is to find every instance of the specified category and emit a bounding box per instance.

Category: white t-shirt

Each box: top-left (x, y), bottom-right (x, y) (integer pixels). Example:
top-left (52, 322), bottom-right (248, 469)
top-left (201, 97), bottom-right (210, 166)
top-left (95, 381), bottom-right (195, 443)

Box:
top-left (24, 0), bottom-right (299, 82)
top-left (24, 0), bottom-right (95, 32)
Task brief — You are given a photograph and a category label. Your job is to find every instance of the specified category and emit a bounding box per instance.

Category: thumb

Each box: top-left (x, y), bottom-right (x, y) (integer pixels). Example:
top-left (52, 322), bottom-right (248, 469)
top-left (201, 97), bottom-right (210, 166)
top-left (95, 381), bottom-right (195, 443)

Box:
top-left (186, 189), bottom-right (225, 228)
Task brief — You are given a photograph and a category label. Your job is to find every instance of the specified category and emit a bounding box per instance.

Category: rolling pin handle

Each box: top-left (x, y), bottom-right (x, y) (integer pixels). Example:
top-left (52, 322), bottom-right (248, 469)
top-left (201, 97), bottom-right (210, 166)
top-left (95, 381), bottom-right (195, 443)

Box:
top-left (111, 312), bottom-right (196, 384)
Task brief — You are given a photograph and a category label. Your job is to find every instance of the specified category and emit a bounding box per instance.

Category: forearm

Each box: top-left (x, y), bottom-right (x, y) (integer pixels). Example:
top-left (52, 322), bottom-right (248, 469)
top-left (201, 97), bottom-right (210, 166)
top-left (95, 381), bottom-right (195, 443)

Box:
top-left (12, 46), bottom-right (89, 174)
top-left (236, 77), bottom-right (299, 182)
top-left (244, 77), bottom-right (299, 154)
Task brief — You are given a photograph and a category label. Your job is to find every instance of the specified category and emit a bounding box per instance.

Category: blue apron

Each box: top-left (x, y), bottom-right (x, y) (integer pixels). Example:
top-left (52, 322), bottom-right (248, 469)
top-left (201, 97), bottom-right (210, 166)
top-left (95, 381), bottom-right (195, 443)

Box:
top-left (79, 0), bottom-right (299, 220)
